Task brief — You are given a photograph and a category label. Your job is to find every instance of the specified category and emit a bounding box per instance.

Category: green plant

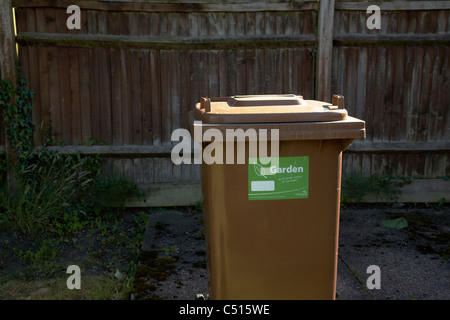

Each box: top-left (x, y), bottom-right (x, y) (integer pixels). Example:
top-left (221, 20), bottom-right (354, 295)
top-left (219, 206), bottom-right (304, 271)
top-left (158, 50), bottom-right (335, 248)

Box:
top-left (130, 211), bottom-right (150, 250)
top-left (0, 152), bottom-right (92, 234)
top-left (194, 200), bottom-right (203, 211)
top-left (0, 68), bottom-right (76, 233)
top-left (381, 217), bottom-right (408, 230)
top-left (0, 71), bottom-right (34, 166)
top-left (341, 174), bottom-right (402, 203)
top-left (341, 174), bottom-right (371, 202)
top-left (371, 175), bottom-right (401, 202)
top-left (85, 176), bottom-right (144, 213)
top-left (53, 208), bottom-right (89, 241)
top-left (434, 198), bottom-right (446, 210)
top-left (161, 245), bottom-right (179, 254)
top-left (0, 155), bottom-right (9, 183)
top-left (0, 275), bottom-right (132, 300)
top-left (0, 63), bottom-right (143, 241)
top-left (13, 238), bottom-right (63, 278)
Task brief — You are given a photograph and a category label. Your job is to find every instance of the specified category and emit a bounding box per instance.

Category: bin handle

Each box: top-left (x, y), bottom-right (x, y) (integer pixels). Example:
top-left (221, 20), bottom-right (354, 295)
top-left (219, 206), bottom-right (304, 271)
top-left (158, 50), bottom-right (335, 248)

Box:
top-left (332, 94), bottom-right (345, 109)
top-left (200, 97), bottom-right (211, 112)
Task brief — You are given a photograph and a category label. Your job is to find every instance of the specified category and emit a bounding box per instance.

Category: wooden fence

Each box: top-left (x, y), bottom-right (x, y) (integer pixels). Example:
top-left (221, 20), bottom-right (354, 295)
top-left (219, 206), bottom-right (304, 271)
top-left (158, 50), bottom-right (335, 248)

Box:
top-left (1, 0), bottom-right (449, 205)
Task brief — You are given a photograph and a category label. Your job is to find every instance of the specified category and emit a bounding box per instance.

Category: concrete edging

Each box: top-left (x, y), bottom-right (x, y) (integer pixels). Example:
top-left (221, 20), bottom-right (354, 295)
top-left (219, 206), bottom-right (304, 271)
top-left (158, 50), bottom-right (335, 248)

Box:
top-left (126, 179), bottom-right (449, 207)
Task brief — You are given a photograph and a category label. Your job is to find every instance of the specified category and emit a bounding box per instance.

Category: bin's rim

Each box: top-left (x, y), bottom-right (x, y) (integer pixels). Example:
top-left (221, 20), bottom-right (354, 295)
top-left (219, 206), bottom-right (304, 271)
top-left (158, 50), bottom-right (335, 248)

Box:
top-left (189, 111), bottom-right (366, 142)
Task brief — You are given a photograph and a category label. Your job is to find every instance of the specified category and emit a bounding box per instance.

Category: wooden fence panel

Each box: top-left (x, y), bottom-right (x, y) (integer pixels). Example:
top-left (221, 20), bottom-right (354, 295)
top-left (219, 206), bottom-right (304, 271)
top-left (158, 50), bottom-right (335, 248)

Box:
top-left (10, 1), bottom-right (317, 205)
top-left (334, 3), bottom-right (450, 179)
top-left (3, 0), bottom-right (450, 204)
top-left (13, 4), bottom-right (318, 147)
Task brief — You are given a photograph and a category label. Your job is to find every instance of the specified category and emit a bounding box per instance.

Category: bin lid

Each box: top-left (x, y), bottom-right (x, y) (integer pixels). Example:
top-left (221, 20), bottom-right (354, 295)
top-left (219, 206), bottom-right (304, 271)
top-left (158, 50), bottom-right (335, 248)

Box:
top-left (193, 94), bottom-right (348, 124)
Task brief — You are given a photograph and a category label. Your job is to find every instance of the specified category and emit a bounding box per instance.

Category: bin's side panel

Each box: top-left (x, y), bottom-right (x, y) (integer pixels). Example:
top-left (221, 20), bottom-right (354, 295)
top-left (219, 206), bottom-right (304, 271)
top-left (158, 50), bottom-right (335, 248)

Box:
top-left (201, 158), bottom-right (230, 298)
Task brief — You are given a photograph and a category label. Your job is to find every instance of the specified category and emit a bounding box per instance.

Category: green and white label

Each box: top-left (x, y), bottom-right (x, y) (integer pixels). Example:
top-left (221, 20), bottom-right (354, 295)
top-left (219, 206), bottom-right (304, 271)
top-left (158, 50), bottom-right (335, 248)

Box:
top-left (248, 156), bottom-right (309, 200)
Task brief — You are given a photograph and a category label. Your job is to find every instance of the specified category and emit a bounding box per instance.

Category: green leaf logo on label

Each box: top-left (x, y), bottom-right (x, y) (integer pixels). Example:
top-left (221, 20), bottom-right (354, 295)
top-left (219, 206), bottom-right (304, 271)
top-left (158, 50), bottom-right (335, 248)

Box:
top-left (248, 156), bottom-right (309, 200)
top-left (254, 163), bottom-right (267, 179)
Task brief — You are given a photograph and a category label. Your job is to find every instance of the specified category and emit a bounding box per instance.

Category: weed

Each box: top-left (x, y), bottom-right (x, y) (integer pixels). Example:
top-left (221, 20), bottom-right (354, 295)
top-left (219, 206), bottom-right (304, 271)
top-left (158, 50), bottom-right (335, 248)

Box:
top-left (342, 174), bottom-right (403, 203)
top-left (0, 151), bottom-right (93, 234)
top-left (13, 238), bottom-right (63, 278)
top-left (194, 200), bottom-right (203, 211)
top-left (0, 275), bottom-right (131, 300)
top-left (0, 66), bottom-right (142, 235)
top-left (0, 69), bottom-right (34, 165)
top-left (84, 176), bottom-right (144, 213)
top-left (0, 65), bottom-right (147, 299)
top-left (434, 198), bottom-right (446, 210)
top-left (130, 211), bottom-right (150, 250)
top-left (161, 245), bottom-right (179, 254)
top-left (141, 252), bottom-right (177, 279)
top-left (381, 217), bottom-right (408, 230)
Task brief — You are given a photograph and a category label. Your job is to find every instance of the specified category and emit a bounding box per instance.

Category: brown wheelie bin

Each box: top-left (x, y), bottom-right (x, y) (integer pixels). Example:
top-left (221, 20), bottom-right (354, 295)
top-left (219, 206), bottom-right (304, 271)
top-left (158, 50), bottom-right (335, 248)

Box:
top-left (189, 94), bottom-right (365, 299)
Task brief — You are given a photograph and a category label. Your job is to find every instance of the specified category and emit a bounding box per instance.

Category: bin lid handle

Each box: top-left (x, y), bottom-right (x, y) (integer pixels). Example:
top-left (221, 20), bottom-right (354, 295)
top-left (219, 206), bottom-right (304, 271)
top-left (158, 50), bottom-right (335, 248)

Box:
top-left (332, 94), bottom-right (345, 109)
top-left (200, 97), bottom-right (211, 112)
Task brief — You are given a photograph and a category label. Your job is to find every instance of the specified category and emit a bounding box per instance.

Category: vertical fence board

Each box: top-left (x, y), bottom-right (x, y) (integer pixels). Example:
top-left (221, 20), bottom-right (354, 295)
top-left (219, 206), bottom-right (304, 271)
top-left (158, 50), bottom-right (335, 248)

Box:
top-left (47, 47), bottom-right (60, 142)
top-left (130, 49), bottom-right (143, 145)
top-left (111, 48), bottom-right (122, 146)
top-left (140, 49), bottom-right (152, 145)
top-left (389, 47), bottom-right (404, 142)
top-left (120, 48), bottom-right (132, 145)
top-left (37, 47), bottom-right (51, 139)
top-left (99, 48), bottom-right (112, 144)
top-left (89, 48), bottom-right (101, 143)
top-left (160, 50), bottom-right (171, 145)
top-left (69, 48), bottom-right (82, 145)
top-left (79, 48), bottom-right (91, 143)
top-left (58, 47), bottom-right (72, 144)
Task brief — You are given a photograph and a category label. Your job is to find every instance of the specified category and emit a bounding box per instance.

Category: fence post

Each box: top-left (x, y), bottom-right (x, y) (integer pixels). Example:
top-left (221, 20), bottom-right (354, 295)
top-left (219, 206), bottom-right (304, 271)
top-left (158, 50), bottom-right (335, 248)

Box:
top-left (0, 0), bottom-right (16, 83)
top-left (316, 0), bottom-right (335, 102)
top-left (0, 0), bottom-right (17, 191)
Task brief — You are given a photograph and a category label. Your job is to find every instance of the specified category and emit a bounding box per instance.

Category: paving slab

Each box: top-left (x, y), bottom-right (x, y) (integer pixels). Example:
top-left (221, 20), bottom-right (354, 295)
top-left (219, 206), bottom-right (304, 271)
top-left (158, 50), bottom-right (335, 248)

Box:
top-left (337, 208), bottom-right (450, 300)
top-left (132, 208), bottom-right (207, 300)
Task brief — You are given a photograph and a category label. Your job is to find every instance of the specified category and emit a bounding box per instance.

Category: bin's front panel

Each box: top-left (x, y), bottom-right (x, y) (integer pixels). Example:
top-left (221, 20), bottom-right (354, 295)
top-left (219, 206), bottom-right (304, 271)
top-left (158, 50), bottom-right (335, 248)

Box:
top-left (201, 139), bottom-right (348, 300)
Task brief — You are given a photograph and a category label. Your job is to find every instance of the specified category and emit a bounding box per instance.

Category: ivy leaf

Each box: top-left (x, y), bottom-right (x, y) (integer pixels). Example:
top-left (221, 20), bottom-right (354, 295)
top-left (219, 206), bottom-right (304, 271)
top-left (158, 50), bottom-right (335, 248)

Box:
top-left (437, 197), bottom-right (445, 209)
top-left (381, 217), bottom-right (408, 230)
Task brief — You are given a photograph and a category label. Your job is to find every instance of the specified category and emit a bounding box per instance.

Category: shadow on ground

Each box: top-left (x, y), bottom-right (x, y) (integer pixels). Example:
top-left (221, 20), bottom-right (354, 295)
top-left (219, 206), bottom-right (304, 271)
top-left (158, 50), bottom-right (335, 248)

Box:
top-left (132, 205), bottom-right (450, 300)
